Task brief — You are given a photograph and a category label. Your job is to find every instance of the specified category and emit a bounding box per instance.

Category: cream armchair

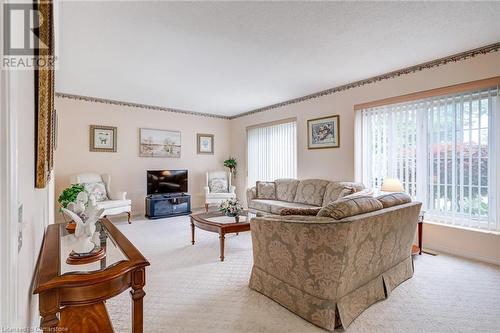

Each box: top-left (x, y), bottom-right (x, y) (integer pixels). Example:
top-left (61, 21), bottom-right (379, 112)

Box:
top-left (71, 173), bottom-right (132, 223)
top-left (204, 171), bottom-right (236, 212)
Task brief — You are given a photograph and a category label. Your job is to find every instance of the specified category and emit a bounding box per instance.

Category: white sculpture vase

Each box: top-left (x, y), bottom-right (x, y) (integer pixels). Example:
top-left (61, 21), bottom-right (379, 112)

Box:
top-left (61, 192), bottom-right (105, 255)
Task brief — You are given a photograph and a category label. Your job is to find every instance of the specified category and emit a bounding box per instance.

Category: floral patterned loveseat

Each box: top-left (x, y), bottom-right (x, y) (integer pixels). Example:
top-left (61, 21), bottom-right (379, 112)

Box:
top-left (246, 178), bottom-right (365, 215)
top-left (249, 194), bottom-right (422, 331)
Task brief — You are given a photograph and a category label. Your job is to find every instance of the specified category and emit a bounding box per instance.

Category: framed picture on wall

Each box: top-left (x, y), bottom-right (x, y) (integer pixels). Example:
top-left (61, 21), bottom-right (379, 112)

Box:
top-left (307, 115), bottom-right (340, 149)
top-left (140, 128), bottom-right (181, 158)
top-left (89, 125), bottom-right (117, 152)
top-left (197, 133), bottom-right (214, 155)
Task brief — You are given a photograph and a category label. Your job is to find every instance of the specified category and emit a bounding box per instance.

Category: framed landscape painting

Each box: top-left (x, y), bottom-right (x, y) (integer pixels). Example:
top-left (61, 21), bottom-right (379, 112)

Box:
top-left (140, 128), bottom-right (181, 158)
top-left (197, 133), bottom-right (214, 155)
top-left (307, 115), bottom-right (340, 149)
top-left (89, 125), bottom-right (117, 152)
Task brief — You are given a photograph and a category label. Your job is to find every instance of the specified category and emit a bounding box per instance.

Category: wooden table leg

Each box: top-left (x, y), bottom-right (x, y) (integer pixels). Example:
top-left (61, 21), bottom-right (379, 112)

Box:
top-left (219, 232), bottom-right (225, 261)
top-left (39, 290), bottom-right (59, 333)
top-left (418, 221), bottom-right (423, 255)
top-left (191, 219), bottom-right (195, 245)
top-left (130, 268), bottom-right (146, 333)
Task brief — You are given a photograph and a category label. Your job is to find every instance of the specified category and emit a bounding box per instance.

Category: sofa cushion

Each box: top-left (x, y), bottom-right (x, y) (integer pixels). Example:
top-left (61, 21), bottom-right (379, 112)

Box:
top-left (293, 179), bottom-right (330, 206)
top-left (256, 181), bottom-right (276, 199)
top-left (248, 199), bottom-right (274, 213)
top-left (209, 177), bottom-right (228, 193)
top-left (322, 182), bottom-right (364, 206)
top-left (83, 181), bottom-right (108, 202)
top-left (275, 179), bottom-right (300, 202)
top-left (376, 192), bottom-right (412, 208)
top-left (317, 196), bottom-right (383, 219)
top-left (280, 207), bottom-right (322, 216)
top-left (96, 199), bottom-right (131, 209)
top-left (268, 201), bottom-right (318, 215)
top-left (343, 188), bottom-right (374, 199)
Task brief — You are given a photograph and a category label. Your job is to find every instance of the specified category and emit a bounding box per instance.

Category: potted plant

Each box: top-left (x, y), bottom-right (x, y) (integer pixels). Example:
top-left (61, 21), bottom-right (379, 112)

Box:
top-left (58, 184), bottom-right (85, 232)
top-left (58, 184), bottom-right (85, 211)
top-left (219, 198), bottom-right (243, 219)
top-left (224, 157), bottom-right (237, 176)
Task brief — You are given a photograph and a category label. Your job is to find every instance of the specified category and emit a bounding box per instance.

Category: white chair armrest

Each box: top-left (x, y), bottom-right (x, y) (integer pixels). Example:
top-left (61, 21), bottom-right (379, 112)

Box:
top-left (204, 186), bottom-right (210, 195)
top-left (109, 191), bottom-right (127, 200)
top-left (229, 185), bottom-right (236, 194)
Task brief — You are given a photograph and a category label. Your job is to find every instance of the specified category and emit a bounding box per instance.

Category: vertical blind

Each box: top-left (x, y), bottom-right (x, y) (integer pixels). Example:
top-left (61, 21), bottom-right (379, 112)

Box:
top-left (361, 87), bottom-right (499, 232)
top-left (247, 120), bottom-right (297, 187)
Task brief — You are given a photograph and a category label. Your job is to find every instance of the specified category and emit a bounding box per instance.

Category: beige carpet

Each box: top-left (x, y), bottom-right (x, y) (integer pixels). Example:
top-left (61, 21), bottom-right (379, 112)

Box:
top-left (107, 215), bottom-right (500, 333)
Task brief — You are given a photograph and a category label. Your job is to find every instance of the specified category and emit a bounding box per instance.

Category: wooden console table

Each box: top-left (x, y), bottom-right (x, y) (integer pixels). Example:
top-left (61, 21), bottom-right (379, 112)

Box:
top-left (33, 218), bottom-right (150, 332)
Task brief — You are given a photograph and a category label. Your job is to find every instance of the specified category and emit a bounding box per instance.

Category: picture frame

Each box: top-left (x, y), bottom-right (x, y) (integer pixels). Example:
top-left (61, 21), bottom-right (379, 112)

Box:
top-left (307, 115), bottom-right (340, 149)
top-left (34, 0), bottom-right (55, 188)
top-left (139, 128), bottom-right (181, 158)
top-left (197, 133), bottom-right (214, 155)
top-left (89, 125), bottom-right (117, 152)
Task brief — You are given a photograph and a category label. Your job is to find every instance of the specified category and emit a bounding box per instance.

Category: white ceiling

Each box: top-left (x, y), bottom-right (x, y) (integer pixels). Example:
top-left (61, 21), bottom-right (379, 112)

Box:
top-left (56, 1), bottom-right (500, 117)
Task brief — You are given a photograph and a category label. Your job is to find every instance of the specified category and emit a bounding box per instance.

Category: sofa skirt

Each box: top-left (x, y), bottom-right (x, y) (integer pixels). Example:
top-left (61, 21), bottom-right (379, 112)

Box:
top-left (249, 256), bottom-right (414, 331)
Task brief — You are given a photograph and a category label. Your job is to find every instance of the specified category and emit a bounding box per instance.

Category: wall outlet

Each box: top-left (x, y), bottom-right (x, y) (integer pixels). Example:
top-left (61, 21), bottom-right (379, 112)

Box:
top-left (18, 204), bottom-right (23, 252)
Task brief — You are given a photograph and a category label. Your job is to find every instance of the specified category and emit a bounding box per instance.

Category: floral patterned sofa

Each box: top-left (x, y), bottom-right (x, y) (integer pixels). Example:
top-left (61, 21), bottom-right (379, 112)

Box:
top-left (249, 194), bottom-right (422, 331)
top-left (246, 178), bottom-right (365, 215)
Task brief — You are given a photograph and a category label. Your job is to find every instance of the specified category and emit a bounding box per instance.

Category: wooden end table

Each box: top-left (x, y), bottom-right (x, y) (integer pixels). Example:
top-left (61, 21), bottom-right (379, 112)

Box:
top-left (33, 218), bottom-right (150, 333)
top-left (190, 210), bottom-right (260, 261)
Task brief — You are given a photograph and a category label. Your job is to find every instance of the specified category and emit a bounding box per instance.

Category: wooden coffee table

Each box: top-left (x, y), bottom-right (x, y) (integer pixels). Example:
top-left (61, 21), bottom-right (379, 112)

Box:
top-left (190, 210), bottom-right (260, 261)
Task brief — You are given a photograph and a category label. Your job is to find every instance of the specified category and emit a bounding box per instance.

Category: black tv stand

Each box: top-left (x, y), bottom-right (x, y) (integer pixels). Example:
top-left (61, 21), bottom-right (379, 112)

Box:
top-left (145, 193), bottom-right (191, 219)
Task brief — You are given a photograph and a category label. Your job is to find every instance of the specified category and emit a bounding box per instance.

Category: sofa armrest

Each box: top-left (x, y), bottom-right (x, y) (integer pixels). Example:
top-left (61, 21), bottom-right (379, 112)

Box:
top-left (250, 215), bottom-right (348, 300)
top-left (246, 186), bottom-right (257, 202)
top-left (204, 186), bottom-right (210, 195)
top-left (109, 191), bottom-right (127, 201)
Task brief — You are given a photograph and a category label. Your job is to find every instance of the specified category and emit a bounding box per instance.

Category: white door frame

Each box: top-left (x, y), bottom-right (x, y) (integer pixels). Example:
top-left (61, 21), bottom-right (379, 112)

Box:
top-left (0, 10), bottom-right (19, 328)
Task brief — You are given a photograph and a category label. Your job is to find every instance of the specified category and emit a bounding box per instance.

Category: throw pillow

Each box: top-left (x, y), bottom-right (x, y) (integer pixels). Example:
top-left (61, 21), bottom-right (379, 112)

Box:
top-left (376, 192), bottom-right (411, 208)
top-left (209, 177), bottom-right (228, 193)
top-left (280, 207), bottom-right (321, 216)
top-left (83, 181), bottom-right (108, 202)
top-left (337, 186), bottom-right (355, 200)
top-left (256, 181), bottom-right (276, 199)
top-left (317, 195), bottom-right (383, 219)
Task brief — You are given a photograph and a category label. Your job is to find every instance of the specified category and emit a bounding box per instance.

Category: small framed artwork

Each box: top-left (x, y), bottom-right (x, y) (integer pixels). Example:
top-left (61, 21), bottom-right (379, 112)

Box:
top-left (89, 125), bottom-right (117, 152)
top-left (197, 133), bottom-right (214, 155)
top-left (307, 115), bottom-right (340, 149)
top-left (140, 128), bottom-right (181, 158)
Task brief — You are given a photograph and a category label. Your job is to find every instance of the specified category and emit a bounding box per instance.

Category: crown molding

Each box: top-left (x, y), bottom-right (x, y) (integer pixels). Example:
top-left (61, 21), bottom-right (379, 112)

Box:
top-left (231, 42), bottom-right (500, 119)
top-left (55, 93), bottom-right (231, 120)
top-left (56, 42), bottom-right (500, 120)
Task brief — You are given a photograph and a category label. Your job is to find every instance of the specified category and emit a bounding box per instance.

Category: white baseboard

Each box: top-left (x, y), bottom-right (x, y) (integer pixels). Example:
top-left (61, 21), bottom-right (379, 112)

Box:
top-left (425, 242), bottom-right (500, 266)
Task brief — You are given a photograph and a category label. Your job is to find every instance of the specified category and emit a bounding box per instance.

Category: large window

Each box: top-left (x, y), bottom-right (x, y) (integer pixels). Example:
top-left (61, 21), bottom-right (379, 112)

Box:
top-left (247, 119), bottom-right (297, 187)
top-left (361, 87), bottom-right (499, 232)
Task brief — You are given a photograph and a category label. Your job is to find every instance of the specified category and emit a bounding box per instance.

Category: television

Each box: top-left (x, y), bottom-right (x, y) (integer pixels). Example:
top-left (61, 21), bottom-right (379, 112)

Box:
top-left (147, 170), bottom-right (188, 195)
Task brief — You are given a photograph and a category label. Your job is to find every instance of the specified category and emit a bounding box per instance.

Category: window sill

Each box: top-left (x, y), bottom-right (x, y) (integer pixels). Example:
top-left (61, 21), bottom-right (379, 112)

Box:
top-left (423, 219), bottom-right (500, 236)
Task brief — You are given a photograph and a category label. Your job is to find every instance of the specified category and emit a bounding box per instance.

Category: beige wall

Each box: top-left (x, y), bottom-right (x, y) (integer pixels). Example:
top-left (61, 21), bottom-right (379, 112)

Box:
top-left (54, 98), bottom-right (231, 218)
top-left (230, 51), bottom-right (500, 265)
top-left (11, 70), bottom-right (53, 327)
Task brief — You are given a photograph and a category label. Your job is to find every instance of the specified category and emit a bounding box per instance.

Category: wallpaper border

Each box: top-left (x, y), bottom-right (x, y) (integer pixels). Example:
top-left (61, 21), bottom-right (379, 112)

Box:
top-left (54, 93), bottom-right (231, 120)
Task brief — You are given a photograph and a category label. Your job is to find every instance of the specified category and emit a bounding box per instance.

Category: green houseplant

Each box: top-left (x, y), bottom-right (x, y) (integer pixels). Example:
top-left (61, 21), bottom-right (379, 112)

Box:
top-left (224, 157), bottom-right (237, 175)
top-left (58, 184), bottom-right (85, 212)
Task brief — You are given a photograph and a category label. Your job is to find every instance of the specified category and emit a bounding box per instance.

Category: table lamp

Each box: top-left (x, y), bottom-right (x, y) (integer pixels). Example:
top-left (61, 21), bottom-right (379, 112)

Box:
top-left (380, 178), bottom-right (404, 192)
